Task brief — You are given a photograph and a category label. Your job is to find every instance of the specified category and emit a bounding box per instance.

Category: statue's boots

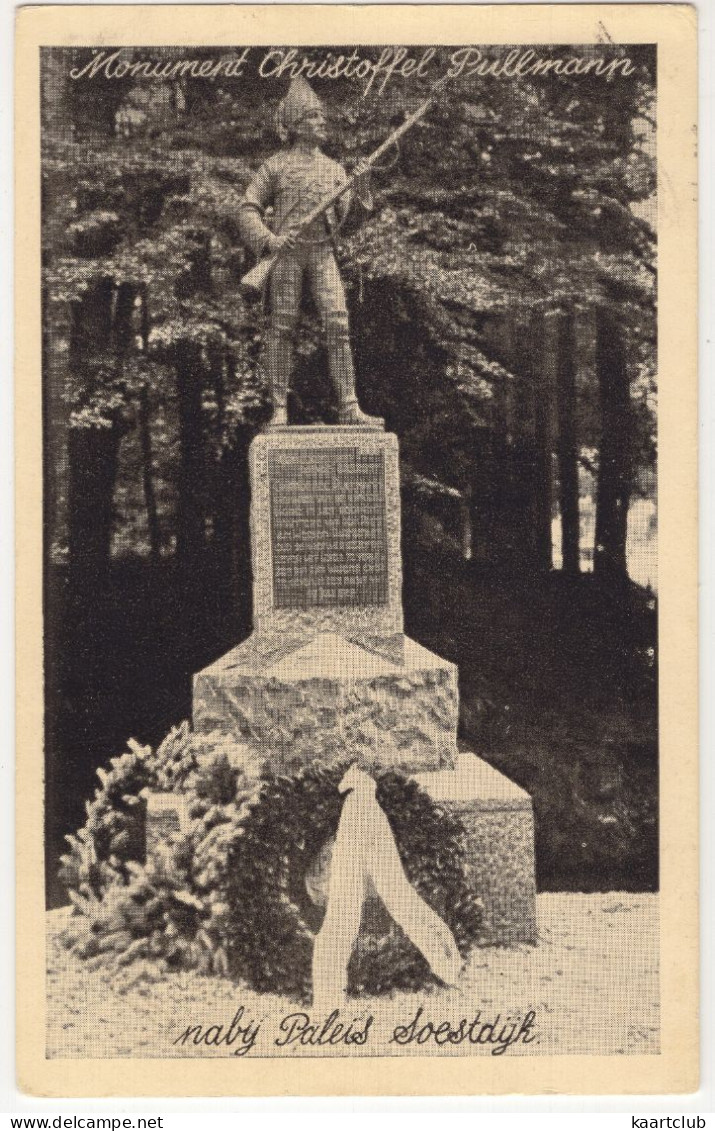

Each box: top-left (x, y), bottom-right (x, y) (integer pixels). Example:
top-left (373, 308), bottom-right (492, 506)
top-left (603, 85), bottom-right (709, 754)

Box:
top-left (327, 312), bottom-right (383, 428)
top-left (265, 325), bottom-right (292, 429)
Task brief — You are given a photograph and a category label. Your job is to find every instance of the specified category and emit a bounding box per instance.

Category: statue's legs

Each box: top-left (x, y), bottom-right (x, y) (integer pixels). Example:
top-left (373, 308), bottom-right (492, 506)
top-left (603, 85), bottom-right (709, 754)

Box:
top-left (265, 325), bottom-right (292, 427)
top-left (267, 247), bottom-right (382, 428)
top-left (310, 248), bottom-right (382, 427)
top-left (266, 255), bottom-right (302, 428)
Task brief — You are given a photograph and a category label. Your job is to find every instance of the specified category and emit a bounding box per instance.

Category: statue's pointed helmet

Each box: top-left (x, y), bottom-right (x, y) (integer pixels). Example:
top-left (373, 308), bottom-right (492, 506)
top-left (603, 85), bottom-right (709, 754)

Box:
top-left (276, 76), bottom-right (323, 139)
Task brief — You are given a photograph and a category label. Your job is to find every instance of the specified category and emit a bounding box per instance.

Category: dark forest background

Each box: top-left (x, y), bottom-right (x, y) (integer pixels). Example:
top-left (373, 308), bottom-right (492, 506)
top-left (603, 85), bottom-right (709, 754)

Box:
top-left (41, 45), bottom-right (658, 906)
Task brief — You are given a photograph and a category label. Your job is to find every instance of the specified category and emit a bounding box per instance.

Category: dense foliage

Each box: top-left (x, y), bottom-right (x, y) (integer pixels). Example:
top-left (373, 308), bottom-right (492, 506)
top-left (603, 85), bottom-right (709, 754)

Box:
top-left (60, 726), bottom-right (484, 998)
top-left (42, 44), bottom-right (656, 574)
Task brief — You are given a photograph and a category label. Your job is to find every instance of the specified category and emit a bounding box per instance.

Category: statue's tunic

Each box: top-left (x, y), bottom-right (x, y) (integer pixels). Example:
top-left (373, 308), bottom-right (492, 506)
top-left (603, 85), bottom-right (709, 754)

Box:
top-left (238, 150), bottom-right (352, 259)
top-left (238, 148), bottom-right (366, 338)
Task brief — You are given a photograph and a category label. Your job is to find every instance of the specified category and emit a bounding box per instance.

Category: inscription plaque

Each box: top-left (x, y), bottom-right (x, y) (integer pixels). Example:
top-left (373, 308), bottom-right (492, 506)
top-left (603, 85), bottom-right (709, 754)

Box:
top-left (268, 448), bottom-right (388, 609)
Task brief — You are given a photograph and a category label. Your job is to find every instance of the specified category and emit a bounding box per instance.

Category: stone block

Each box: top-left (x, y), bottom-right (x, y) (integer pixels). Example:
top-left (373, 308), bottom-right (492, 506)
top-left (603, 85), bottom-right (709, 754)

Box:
top-left (193, 631), bottom-right (458, 773)
top-left (414, 752), bottom-right (537, 945)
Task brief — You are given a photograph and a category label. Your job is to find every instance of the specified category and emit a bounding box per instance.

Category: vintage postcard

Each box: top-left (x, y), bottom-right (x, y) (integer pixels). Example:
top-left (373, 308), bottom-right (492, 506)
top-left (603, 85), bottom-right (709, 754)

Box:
top-left (15, 4), bottom-right (698, 1097)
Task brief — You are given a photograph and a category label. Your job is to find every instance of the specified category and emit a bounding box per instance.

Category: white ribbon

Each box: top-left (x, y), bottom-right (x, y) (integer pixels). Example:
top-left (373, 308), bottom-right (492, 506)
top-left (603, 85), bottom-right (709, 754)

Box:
top-left (311, 765), bottom-right (463, 1002)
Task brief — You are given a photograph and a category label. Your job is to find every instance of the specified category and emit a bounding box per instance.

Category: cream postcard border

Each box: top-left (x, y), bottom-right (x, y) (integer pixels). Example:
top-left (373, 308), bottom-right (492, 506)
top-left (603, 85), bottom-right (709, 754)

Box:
top-left (15, 3), bottom-right (698, 1097)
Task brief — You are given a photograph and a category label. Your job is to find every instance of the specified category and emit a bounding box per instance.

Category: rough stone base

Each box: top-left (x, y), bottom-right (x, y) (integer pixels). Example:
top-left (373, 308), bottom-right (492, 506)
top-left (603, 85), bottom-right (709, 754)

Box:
top-left (414, 752), bottom-right (537, 945)
top-left (193, 630), bottom-right (458, 773)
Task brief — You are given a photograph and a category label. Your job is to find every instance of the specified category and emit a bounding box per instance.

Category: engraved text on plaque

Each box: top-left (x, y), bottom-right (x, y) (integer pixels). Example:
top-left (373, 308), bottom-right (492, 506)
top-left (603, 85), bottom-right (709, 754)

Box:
top-left (268, 448), bottom-right (388, 609)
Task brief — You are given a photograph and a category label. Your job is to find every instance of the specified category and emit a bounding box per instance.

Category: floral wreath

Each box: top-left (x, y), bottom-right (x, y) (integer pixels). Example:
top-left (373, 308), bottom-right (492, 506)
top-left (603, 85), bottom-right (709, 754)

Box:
top-left (60, 725), bottom-right (483, 1000)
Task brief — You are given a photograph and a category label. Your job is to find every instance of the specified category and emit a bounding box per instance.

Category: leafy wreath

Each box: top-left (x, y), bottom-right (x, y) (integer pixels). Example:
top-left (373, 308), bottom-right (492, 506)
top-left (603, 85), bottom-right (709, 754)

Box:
top-left (59, 725), bottom-right (483, 999)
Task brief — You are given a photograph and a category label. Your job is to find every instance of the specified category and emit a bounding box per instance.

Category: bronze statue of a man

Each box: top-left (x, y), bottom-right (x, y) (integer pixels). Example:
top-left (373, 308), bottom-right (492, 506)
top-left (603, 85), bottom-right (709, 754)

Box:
top-left (238, 77), bottom-right (380, 428)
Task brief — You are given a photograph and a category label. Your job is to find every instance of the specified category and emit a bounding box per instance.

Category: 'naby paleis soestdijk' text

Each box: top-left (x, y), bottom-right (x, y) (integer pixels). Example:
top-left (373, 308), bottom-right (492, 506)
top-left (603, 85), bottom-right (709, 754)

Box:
top-left (172, 1005), bottom-right (539, 1056)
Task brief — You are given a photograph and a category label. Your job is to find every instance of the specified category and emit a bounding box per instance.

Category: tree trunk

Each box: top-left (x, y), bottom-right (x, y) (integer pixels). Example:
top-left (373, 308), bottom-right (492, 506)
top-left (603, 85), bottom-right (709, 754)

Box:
top-left (70, 276), bottom-right (114, 359)
top-left (531, 311), bottom-right (555, 572)
top-left (556, 307), bottom-right (580, 576)
top-left (135, 286), bottom-right (161, 564)
top-left (507, 315), bottom-right (538, 572)
top-left (214, 425), bottom-right (254, 634)
top-left (67, 423), bottom-right (122, 583)
top-left (467, 428), bottom-right (497, 566)
top-left (459, 486), bottom-right (473, 562)
top-left (66, 277), bottom-right (120, 584)
top-left (138, 384), bottom-right (162, 564)
top-left (594, 306), bottom-right (631, 581)
top-left (113, 282), bottom-right (135, 355)
top-left (175, 343), bottom-right (206, 575)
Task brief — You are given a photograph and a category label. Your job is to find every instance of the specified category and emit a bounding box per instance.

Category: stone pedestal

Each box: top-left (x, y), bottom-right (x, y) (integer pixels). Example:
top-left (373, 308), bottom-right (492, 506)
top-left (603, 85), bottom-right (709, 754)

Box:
top-left (193, 632), bottom-right (457, 772)
top-left (414, 753), bottom-right (537, 945)
top-left (190, 422), bottom-right (538, 945)
top-left (193, 425), bottom-right (456, 773)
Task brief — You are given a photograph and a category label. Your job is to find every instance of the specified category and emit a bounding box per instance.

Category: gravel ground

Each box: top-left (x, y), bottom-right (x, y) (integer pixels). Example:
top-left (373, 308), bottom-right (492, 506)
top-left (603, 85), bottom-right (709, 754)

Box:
top-left (47, 893), bottom-right (659, 1059)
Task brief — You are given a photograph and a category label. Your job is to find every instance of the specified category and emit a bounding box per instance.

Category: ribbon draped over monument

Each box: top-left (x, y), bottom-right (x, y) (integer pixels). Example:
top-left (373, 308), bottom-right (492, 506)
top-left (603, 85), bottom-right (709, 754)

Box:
top-left (311, 765), bottom-right (463, 1002)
